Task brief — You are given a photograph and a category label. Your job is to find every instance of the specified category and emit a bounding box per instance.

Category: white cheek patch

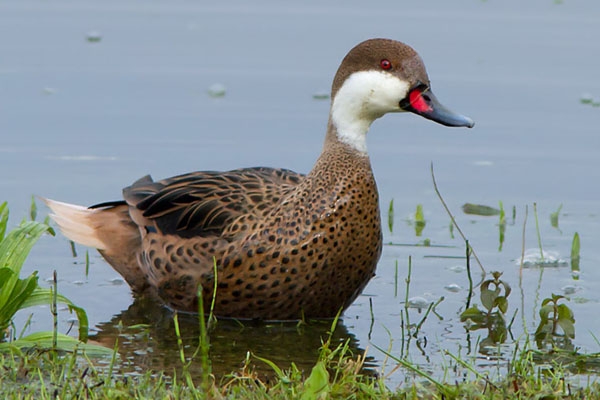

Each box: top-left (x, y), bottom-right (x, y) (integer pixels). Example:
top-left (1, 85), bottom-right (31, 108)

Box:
top-left (331, 70), bottom-right (410, 153)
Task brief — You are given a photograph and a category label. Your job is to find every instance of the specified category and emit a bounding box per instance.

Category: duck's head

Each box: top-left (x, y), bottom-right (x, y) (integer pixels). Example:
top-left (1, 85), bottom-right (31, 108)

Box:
top-left (329, 38), bottom-right (474, 152)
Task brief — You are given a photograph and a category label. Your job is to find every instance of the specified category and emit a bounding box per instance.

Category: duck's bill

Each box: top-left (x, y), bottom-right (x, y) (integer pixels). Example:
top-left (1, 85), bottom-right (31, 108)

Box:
top-left (400, 85), bottom-right (474, 128)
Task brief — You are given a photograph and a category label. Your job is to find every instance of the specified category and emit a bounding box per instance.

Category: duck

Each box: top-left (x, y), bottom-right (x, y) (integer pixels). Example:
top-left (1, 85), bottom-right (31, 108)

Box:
top-left (45, 38), bottom-right (474, 321)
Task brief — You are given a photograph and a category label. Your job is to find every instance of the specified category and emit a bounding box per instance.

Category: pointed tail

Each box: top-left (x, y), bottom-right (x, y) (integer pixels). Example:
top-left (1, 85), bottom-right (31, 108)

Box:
top-left (43, 198), bottom-right (110, 249)
top-left (43, 197), bottom-right (150, 293)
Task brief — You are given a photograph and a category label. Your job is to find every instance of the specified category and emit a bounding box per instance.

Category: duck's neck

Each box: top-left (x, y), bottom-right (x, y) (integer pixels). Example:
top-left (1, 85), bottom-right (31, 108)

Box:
top-left (308, 119), bottom-right (373, 183)
top-left (323, 117), bottom-right (371, 156)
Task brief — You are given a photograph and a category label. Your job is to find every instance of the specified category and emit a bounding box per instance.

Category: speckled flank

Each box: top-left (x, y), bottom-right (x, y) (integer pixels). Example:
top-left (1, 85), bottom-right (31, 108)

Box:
top-left (46, 38), bottom-right (471, 320)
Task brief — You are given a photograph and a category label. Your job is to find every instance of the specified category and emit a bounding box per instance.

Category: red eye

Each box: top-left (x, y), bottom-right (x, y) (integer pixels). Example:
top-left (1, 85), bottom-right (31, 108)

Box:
top-left (380, 59), bottom-right (392, 70)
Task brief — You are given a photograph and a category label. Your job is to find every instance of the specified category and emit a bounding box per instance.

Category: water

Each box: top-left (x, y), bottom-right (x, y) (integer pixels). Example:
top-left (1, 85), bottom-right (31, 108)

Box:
top-left (2, 0), bottom-right (600, 386)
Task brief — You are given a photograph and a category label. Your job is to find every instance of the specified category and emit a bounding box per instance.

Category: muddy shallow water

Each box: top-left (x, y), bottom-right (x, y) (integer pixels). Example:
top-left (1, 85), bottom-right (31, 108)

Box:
top-left (2, 0), bottom-right (600, 387)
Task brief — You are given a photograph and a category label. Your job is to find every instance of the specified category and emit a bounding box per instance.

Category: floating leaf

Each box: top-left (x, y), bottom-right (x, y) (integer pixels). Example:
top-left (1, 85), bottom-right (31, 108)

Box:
top-left (462, 203), bottom-right (500, 216)
top-left (580, 93), bottom-right (594, 104)
top-left (207, 83), bottom-right (226, 98)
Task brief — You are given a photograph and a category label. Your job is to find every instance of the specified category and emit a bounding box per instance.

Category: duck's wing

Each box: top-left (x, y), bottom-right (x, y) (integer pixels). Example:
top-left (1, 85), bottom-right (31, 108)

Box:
top-left (122, 167), bottom-right (303, 238)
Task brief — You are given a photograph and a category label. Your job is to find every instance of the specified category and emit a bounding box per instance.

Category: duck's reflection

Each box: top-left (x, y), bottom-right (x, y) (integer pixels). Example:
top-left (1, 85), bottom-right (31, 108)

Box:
top-left (90, 297), bottom-right (376, 380)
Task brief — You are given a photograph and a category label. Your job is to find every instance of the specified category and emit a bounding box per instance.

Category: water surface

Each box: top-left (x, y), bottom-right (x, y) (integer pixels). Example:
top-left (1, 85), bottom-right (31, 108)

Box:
top-left (2, 0), bottom-right (600, 386)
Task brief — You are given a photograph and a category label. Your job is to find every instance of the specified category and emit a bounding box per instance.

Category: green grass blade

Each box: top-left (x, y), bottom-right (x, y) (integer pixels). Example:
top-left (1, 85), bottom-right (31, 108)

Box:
top-left (0, 220), bottom-right (54, 275)
top-left (571, 232), bottom-right (580, 278)
top-left (254, 353), bottom-right (286, 380)
top-left (0, 331), bottom-right (112, 356)
top-left (29, 196), bottom-right (38, 221)
top-left (0, 202), bottom-right (8, 241)
top-left (0, 269), bottom-right (39, 333)
top-left (21, 288), bottom-right (90, 342)
top-left (387, 198), bottom-right (394, 233)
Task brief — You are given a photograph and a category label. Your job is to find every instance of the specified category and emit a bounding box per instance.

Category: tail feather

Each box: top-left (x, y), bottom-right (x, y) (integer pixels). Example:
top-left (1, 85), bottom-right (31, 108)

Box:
top-left (43, 198), bottom-right (109, 249)
top-left (43, 197), bottom-right (150, 294)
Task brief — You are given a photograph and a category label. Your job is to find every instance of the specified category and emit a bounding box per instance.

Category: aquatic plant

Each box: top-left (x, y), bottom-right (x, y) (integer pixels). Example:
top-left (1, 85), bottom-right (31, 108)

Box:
top-left (535, 294), bottom-right (575, 350)
top-left (460, 271), bottom-right (512, 348)
top-left (0, 201), bottom-right (100, 353)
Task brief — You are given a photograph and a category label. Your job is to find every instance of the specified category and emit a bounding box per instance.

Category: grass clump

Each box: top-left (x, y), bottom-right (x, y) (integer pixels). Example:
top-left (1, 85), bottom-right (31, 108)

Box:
top-left (0, 201), bottom-right (110, 356)
top-left (0, 202), bottom-right (90, 346)
top-left (1, 332), bottom-right (599, 399)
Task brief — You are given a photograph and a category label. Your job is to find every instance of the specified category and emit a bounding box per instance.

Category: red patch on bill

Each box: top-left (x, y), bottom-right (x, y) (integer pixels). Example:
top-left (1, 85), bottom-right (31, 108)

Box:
top-left (409, 89), bottom-right (432, 113)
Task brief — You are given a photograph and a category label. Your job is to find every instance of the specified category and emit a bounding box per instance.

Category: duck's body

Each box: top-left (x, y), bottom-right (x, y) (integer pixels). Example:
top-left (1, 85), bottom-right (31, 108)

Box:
top-left (46, 38), bottom-right (473, 320)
